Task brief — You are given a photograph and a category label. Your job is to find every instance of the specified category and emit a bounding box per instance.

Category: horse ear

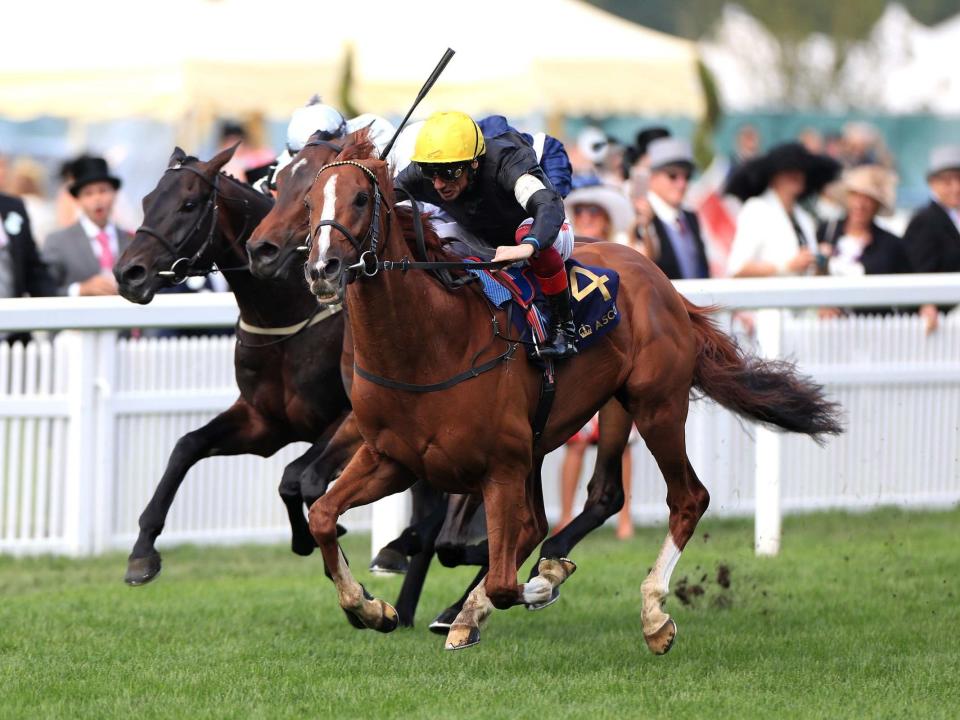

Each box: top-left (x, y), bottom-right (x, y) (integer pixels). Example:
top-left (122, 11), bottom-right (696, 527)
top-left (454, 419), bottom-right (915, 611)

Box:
top-left (168, 146), bottom-right (187, 167)
top-left (205, 141), bottom-right (240, 178)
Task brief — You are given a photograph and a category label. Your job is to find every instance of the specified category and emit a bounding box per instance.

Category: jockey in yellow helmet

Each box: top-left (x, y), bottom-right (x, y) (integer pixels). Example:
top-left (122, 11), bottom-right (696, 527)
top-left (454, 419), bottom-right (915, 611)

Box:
top-left (395, 111), bottom-right (578, 359)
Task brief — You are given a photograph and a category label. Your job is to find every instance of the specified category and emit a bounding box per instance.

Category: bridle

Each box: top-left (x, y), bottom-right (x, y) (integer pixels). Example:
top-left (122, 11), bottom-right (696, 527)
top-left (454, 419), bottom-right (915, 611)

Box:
top-left (306, 159), bottom-right (512, 288)
top-left (136, 162), bottom-right (253, 284)
top-left (308, 159), bottom-right (390, 283)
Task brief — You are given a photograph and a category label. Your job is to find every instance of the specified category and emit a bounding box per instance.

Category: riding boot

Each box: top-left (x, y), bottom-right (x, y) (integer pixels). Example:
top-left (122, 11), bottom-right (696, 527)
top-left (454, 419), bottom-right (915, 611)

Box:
top-left (539, 288), bottom-right (579, 359)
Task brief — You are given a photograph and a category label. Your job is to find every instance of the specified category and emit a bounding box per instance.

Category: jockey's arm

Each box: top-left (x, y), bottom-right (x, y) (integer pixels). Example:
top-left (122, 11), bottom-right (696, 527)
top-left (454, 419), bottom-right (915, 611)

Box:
top-left (499, 145), bottom-right (565, 253)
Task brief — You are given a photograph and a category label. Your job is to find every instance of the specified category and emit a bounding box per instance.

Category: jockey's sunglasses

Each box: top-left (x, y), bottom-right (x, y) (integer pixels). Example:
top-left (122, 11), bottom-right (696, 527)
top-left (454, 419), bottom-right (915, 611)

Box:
top-left (417, 162), bottom-right (468, 182)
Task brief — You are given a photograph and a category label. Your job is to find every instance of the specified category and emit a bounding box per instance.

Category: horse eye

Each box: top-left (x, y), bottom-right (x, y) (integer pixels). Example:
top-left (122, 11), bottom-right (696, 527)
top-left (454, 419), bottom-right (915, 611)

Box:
top-left (180, 200), bottom-right (197, 212)
top-left (355, 191), bottom-right (369, 208)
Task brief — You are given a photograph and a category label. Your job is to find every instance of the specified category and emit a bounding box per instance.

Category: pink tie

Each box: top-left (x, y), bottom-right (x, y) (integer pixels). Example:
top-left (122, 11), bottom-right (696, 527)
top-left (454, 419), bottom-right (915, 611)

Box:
top-left (96, 230), bottom-right (114, 271)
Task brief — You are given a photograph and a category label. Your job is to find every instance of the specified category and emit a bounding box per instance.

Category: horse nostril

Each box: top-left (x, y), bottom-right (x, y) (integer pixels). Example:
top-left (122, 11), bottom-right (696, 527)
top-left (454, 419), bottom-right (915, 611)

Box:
top-left (307, 264), bottom-right (321, 282)
top-left (322, 257), bottom-right (341, 280)
top-left (121, 265), bottom-right (147, 286)
top-left (252, 241), bottom-right (279, 262)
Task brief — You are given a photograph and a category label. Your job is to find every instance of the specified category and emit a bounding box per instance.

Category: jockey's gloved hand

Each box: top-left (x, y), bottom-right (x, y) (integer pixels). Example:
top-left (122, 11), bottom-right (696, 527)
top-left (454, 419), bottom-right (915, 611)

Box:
top-left (493, 243), bottom-right (535, 267)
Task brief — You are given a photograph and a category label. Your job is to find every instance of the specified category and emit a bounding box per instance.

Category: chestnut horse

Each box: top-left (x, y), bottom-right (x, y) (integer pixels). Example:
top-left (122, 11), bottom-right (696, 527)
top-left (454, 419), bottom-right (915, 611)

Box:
top-left (114, 144), bottom-right (358, 586)
top-left (247, 132), bottom-right (641, 632)
top-left (301, 145), bottom-right (841, 653)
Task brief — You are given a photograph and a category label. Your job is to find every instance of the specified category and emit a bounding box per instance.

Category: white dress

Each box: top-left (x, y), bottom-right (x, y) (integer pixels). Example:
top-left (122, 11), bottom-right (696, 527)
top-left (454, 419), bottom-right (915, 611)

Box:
top-left (726, 188), bottom-right (817, 276)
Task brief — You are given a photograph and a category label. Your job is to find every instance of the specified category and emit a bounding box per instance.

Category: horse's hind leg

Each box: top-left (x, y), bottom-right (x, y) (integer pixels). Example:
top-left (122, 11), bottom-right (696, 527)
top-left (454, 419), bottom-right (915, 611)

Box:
top-left (279, 441), bottom-right (329, 557)
top-left (370, 481), bottom-right (447, 576)
top-left (635, 407), bottom-right (710, 655)
top-left (535, 399), bottom-right (633, 575)
top-left (389, 483), bottom-right (448, 626)
top-left (126, 400), bottom-right (285, 586)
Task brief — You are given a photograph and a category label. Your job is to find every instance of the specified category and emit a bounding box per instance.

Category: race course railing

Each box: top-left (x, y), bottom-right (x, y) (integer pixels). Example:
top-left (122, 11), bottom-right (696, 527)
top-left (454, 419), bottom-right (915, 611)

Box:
top-left (1, 273), bottom-right (959, 558)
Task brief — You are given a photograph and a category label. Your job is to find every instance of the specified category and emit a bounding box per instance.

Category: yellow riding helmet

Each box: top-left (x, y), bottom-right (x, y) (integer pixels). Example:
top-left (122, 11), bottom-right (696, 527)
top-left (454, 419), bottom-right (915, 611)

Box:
top-left (410, 111), bottom-right (486, 164)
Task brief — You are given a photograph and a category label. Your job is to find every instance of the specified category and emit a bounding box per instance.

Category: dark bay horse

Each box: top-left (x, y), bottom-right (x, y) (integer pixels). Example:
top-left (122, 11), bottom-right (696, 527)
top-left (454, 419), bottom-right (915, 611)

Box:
top-left (247, 133), bottom-right (641, 632)
top-left (301, 146), bottom-right (841, 653)
top-left (114, 144), bottom-right (358, 586)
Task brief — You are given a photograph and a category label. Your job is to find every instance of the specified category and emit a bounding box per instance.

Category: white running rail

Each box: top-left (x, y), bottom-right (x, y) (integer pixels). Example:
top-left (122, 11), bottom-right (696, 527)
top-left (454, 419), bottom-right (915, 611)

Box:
top-left (1, 274), bottom-right (958, 558)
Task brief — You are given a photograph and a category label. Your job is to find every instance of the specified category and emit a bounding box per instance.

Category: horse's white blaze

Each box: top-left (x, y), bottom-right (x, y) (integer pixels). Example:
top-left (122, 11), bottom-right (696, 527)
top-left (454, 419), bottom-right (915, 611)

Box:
top-left (290, 158), bottom-right (307, 176)
top-left (313, 174), bottom-right (339, 274)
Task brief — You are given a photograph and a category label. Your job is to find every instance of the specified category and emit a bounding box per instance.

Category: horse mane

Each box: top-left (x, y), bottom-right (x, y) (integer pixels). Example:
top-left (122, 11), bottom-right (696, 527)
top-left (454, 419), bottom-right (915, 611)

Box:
top-left (335, 127), bottom-right (376, 161)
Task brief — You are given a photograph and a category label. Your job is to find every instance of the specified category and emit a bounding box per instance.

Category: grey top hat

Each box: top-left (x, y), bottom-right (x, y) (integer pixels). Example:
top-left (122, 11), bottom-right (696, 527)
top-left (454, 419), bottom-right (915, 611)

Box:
top-left (647, 137), bottom-right (695, 172)
top-left (927, 145), bottom-right (960, 178)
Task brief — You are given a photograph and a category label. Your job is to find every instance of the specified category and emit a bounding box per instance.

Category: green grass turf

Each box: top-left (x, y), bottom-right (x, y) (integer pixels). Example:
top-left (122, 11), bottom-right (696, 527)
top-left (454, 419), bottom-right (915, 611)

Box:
top-left (1, 507), bottom-right (959, 720)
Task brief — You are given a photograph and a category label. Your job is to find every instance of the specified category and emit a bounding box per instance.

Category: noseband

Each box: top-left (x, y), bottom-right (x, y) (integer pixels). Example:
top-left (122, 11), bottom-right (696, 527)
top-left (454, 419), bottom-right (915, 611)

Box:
top-left (309, 160), bottom-right (389, 281)
top-left (136, 162), bottom-right (250, 284)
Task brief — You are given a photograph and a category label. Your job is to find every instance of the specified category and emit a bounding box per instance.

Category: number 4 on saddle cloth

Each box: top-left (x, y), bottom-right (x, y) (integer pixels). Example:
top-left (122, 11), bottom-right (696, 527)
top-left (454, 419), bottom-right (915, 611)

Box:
top-left (467, 259), bottom-right (621, 359)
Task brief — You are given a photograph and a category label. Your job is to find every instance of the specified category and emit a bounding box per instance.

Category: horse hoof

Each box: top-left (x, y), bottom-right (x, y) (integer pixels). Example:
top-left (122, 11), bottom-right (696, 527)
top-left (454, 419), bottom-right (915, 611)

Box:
top-left (368, 547), bottom-right (408, 576)
top-left (336, 524), bottom-right (348, 538)
top-left (428, 607), bottom-right (459, 635)
top-left (342, 607), bottom-right (368, 630)
top-left (290, 537), bottom-right (315, 557)
top-left (644, 617), bottom-right (677, 655)
top-left (373, 601), bottom-right (400, 634)
top-left (124, 552), bottom-right (162, 586)
top-left (444, 624), bottom-right (481, 651)
top-left (525, 587), bottom-right (560, 611)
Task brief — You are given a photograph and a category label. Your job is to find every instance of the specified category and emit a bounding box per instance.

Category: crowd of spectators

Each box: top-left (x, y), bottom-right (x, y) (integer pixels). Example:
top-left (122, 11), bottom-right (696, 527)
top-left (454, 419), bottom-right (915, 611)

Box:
top-left (2, 116), bottom-right (958, 333)
top-left (564, 120), bottom-right (960, 332)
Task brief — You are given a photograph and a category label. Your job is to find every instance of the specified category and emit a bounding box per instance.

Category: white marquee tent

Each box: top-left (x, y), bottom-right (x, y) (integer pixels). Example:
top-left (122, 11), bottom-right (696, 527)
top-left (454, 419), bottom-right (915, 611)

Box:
top-left (0, 0), bottom-right (704, 122)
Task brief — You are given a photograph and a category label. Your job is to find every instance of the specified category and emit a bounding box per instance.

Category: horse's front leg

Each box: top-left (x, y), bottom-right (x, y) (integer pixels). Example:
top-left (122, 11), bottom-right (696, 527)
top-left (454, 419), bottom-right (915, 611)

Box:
top-left (298, 411), bottom-right (364, 507)
top-left (445, 464), bottom-right (547, 650)
top-left (126, 400), bottom-right (285, 585)
top-left (308, 444), bottom-right (416, 633)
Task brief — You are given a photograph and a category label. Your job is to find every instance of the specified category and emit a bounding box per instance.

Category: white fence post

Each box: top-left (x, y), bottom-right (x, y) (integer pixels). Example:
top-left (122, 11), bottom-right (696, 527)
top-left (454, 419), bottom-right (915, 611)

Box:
top-left (371, 491), bottom-right (410, 561)
top-left (754, 309), bottom-right (783, 556)
top-left (92, 331), bottom-right (118, 554)
top-left (61, 331), bottom-right (99, 556)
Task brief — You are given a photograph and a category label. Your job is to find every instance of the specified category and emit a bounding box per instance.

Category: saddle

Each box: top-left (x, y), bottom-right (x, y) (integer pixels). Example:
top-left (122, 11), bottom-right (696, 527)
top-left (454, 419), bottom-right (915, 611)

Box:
top-left (442, 239), bottom-right (622, 359)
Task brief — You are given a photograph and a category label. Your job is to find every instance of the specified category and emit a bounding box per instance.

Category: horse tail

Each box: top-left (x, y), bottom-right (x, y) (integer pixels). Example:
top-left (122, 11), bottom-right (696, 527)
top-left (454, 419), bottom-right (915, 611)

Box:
top-left (684, 299), bottom-right (843, 442)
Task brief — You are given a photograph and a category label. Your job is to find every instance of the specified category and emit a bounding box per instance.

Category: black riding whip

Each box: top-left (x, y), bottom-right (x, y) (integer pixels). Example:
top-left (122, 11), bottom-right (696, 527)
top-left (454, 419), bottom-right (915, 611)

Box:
top-left (379, 48), bottom-right (456, 161)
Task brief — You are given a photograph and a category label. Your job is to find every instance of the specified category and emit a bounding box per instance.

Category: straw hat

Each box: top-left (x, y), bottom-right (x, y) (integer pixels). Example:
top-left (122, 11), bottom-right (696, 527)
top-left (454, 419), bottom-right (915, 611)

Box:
top-left (842, 165), bottom-right (897, 216)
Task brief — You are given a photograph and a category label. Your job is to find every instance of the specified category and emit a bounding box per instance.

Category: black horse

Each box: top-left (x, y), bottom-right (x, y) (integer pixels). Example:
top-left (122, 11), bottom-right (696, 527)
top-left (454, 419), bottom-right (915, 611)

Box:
top-left (114, 144), bottom-right (357, 585)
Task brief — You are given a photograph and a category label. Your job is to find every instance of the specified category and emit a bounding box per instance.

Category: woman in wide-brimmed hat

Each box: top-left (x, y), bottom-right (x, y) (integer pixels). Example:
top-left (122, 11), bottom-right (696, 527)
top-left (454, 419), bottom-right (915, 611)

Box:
top-left (725, 142), bottom-right (840, 277)
top-left (816, 165), bottom-right (911, 316)
top-left (818, 165), bottom-right (908, 276)
top-left (564, 181), bottom-right (635, 245)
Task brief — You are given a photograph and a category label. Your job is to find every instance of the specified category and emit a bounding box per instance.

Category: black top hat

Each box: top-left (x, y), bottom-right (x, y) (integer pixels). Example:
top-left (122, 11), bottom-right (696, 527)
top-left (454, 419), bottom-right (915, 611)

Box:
top-left (724, 142), bottom-right (840, 202)
top-left (68, 155), bottom-right (122, 197)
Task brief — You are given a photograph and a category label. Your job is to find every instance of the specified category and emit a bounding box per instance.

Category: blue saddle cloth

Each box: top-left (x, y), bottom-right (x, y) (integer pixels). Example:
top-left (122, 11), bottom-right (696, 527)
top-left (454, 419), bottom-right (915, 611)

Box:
top-left (468, 259), bottom-right (620, 356)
